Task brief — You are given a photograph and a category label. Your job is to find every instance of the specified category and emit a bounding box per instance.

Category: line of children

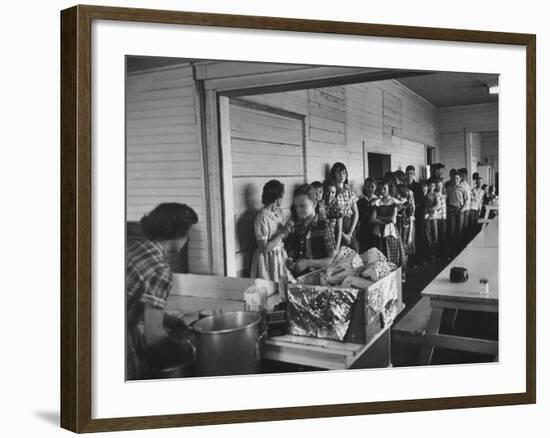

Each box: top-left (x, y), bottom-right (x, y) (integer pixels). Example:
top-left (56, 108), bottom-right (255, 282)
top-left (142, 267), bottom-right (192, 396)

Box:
top-left (250, 161), bottom-right (492, 285)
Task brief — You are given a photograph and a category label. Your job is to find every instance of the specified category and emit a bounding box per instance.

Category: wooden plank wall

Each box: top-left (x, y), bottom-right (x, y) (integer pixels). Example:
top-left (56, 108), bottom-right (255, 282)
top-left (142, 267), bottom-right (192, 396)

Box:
top-left (438, 102), bottom-right (498, 174)
top-left (242, 79), bottom-right (437, 193)
top-left (229, 102), bottom-right (304, 276)
top-left (126, 64), bottom-right (210, 274)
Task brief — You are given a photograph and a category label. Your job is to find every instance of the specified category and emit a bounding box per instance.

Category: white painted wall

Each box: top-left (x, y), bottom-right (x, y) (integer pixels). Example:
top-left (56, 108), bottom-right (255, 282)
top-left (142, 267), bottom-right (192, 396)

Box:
top-left (126, 64), bottom-right (210, 273)
top-left (439, 102), bottom-right (498, 175)
top-left (242, 79), bottom-right (438, 192)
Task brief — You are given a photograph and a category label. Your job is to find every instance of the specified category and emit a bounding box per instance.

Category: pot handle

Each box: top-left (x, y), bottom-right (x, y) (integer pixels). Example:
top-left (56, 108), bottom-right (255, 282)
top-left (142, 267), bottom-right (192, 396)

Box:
top-left (256, 330), bottom-right (268, 359)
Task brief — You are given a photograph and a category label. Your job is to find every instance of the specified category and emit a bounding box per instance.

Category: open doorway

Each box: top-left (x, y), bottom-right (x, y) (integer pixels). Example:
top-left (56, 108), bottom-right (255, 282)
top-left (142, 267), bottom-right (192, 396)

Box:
top-left (368, 153), bottom-right (391, 179)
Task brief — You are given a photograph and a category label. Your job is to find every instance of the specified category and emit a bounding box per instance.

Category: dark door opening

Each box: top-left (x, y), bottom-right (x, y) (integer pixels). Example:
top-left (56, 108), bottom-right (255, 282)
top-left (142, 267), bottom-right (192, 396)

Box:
top-left (368, 153), bottom-right (391, 179)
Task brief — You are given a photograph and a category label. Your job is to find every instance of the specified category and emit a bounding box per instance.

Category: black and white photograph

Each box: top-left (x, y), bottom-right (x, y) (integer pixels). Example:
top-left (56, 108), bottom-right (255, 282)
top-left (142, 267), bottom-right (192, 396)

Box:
top-left (125, 56), bottom-right (500, 380)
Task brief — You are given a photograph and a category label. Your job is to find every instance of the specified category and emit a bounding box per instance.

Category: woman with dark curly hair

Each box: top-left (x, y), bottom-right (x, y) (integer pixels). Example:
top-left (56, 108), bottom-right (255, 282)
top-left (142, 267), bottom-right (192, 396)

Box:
top-left (126, 202), bottom-right (198, 380)
top-left (250, 180), bottom-right (293, 283)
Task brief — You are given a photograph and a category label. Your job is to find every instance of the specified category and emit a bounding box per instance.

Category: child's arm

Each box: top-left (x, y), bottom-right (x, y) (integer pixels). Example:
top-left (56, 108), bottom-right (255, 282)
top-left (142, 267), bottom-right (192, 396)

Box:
top-left (335, 217), bottom-right (343, 250)
top-left (431, 195), bottom-right (440, 214)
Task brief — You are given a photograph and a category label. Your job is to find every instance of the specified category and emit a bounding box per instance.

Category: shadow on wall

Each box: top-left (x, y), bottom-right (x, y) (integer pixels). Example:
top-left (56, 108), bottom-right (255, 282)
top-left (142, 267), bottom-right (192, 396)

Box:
top-left (235, 183), bottom-right (262, 277)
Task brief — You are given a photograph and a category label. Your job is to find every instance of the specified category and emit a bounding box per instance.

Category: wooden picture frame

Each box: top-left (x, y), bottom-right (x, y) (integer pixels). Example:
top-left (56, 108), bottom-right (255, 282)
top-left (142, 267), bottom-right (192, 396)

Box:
top-left (60, 4), bottom-right (536, 433)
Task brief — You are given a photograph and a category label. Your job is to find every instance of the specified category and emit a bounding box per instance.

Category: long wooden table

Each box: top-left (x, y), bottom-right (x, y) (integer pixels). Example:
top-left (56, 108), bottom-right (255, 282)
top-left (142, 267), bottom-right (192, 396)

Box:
top-left (393, 218), bottom-right (499, 365)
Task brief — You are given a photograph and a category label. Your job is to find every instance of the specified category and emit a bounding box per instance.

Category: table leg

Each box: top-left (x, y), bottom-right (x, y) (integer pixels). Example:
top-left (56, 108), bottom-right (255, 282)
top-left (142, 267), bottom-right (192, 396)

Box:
top-left (418, 307), bottom-right (444, 365)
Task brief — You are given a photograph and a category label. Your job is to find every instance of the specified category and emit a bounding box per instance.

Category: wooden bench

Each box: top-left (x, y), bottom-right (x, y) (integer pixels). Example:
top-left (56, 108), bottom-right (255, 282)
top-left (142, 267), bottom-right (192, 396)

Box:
top-left (392, 296), bottom-right (498, 365)
top-left (392, 296), bottom-right (434, 342)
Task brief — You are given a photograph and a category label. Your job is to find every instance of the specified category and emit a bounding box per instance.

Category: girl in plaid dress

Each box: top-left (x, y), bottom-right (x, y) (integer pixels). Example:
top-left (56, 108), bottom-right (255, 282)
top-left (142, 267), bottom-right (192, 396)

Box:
top-left (371, 180), bottom-right (407, 277)
top-left (323, 179), bottom-right (344, 250)
top-left (329, 162), bottom-right (359, 250)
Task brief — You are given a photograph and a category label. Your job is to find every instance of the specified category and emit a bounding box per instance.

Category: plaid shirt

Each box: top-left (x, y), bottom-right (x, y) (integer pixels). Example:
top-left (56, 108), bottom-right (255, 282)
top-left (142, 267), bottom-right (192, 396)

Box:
top-left (336, 184), bottom-right (358, 218)
top-left (286, 214), bottom-right (337, 261)
top-left (127, 240), bottom-right (173, 327)
top-left (325, 198), bottom-right (344, 232)
top-left (434, 192), bottom-right (447, 220)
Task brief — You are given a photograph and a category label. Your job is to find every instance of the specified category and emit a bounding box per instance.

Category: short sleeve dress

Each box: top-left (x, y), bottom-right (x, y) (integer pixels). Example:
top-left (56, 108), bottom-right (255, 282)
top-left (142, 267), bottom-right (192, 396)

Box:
top-left (250, 208), bottom-right (289, 283)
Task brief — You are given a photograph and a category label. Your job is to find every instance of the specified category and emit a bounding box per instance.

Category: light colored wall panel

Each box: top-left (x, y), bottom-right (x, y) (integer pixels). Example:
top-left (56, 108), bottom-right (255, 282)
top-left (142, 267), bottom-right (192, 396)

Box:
top-left (126, 64), bottom-right (210, 274)
top-left (438, 102), bottom-right (498, 173)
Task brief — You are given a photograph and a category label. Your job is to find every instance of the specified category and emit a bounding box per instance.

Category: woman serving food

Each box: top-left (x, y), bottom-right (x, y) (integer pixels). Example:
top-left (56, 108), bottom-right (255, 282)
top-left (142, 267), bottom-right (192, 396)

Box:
top-left (126, 202), bottom-right (198, 380)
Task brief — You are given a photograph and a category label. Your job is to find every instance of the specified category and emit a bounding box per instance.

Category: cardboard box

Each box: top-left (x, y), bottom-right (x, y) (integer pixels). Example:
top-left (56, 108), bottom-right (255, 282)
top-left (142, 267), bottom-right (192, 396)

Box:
top-left (292, 268), bottom-right (402, 345)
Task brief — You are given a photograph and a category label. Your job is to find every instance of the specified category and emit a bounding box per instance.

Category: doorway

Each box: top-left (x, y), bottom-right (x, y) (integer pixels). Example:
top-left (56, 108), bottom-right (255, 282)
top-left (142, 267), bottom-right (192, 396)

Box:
top-left (222, 98), bottom-right (306, 277)
top-left (368, 153), bottom-right (391, 179)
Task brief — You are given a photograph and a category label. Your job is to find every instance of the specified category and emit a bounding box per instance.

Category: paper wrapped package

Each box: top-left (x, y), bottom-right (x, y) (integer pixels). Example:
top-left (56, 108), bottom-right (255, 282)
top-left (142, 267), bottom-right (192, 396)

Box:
top-left (325, 247), bottom-right (365, 285)
top-left (361, 260), bottom-right (397, 281)
top-left (286, 284), bottom-right (359, 341)
top-left (360, 247), bottom-right (387, 265)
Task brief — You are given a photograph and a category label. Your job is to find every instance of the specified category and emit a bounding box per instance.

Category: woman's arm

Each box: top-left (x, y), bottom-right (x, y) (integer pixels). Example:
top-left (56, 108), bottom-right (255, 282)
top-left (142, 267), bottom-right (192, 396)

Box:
top-left (295, 249), bottom-right (337, 272)
top-left (335, 217), bottom-right (343, 250)
top-left (257, 222), bottom-right (292, 253)
top-left (370, 208), bottom-right (386, 226)
top-left (144, 303), bottom-right (169, 346)
top-left (348, 202), bottom-right (359, 236)
top-left (371, 209), bottom-right (396, 225)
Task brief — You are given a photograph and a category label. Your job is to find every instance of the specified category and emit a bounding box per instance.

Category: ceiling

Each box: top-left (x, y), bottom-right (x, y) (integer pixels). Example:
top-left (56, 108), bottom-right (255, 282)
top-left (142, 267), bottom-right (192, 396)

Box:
top-left (126, 56), bottom-right (191, 73)
top-left (127, 56), bottom-right (499, 108)
top-left (397, 72), bottom-right (499, 107)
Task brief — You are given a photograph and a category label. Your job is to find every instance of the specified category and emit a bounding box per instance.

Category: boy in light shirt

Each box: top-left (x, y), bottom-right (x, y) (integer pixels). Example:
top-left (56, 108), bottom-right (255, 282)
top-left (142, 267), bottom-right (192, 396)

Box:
top-left (458, 168), bottom-right (472, 243)
top-left (434, 178), bottom-right (449, 260)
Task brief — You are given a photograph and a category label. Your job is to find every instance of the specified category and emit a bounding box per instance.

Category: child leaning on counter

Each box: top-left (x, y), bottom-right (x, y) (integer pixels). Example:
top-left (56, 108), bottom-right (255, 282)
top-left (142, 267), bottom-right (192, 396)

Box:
top-left (284, 184), bottom-right (338, 277)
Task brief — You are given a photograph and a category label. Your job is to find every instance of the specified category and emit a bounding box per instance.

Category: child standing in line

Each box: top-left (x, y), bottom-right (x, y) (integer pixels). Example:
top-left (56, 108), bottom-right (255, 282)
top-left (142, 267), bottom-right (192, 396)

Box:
top-left (470, 176), bottom-right (485, 235)
top-left (357, 178), bottom-right (378, 253)
top-left (323, 179), bottom-right (344, 251)
top-left (446, 172), bottom-right (466, 255)
top-left (371, 180), bottom-right (407, 281)
top-left (284, 184), bottom-right (337, 277)
top-left (250, 180), bottom-right (293, 283)
top-left (458, 168), bottom-right (472, 242)
top-left (434, 178), bottom-right (448, 260)
top-left (310, 181), bottom-right (326, 219)
top-left (396, 184), bottom-right (416, 259)
top-left (423, 180), bottom-right (440, 262)
top-left (330, 162), bottom-right (359, 250)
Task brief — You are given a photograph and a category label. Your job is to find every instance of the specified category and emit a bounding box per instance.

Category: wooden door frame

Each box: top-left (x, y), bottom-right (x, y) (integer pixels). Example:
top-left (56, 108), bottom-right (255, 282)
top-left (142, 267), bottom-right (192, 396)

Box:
top-left (219, 97), bottom-right (306, 277)
top-left (200, 67), bottom-right (433, 276)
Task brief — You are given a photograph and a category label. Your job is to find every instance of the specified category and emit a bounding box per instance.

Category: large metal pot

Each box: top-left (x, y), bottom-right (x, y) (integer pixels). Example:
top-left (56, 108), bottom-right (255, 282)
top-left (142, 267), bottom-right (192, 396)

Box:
top-left (191, 311), bottom-right (265, 376)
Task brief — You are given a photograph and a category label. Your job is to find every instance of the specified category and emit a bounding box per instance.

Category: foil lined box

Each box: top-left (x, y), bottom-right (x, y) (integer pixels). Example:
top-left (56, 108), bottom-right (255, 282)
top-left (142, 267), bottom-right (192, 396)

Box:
top-left (289, 268), bottom-right (402, 344)
top-left (286, 285), bottom-right (359, 341)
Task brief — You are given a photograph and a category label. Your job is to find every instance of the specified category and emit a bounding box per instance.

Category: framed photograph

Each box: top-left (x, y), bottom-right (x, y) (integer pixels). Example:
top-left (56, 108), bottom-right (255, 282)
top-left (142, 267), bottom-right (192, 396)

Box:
top-left (60, 4), bottom-right (536, 433)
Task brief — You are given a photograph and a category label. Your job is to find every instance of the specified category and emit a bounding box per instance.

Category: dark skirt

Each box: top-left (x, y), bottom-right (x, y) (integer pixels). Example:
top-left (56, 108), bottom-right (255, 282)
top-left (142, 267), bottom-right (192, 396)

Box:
top-left (127, 324), bottom-right (147, 380)
top-left (376, 235), bottom-right (407, 269)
